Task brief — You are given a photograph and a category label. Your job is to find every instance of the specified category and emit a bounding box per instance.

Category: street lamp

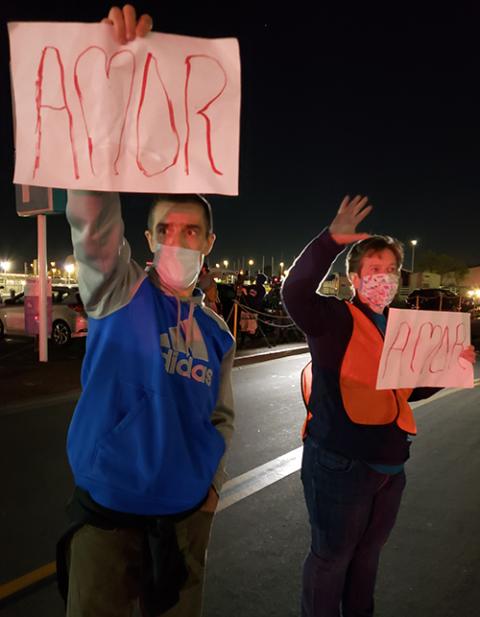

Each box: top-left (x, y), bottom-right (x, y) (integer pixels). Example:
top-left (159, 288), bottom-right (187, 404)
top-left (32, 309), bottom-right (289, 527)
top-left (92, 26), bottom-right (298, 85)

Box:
top-left (248, 259), bottom-right (254, 267)
top-left (279, 262), bottom-right (285, 276)
top-left (223, 260), bottom-right (229, 269)
top-left (1, 260), bottom-right (11, 273)
top-left (410, 240), bottom-right (418, 272)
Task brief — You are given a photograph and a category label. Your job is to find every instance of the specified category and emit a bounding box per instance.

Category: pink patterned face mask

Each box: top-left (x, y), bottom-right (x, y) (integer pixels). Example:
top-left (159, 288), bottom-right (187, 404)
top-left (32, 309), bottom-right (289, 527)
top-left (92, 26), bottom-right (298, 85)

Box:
top-left (359, 273), bottom-right (399, 310)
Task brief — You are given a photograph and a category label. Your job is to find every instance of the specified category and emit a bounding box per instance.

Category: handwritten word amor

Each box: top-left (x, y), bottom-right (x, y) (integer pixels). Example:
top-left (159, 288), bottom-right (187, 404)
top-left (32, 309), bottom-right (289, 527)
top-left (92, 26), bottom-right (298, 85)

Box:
top-left (382, 320), bottom-right (467, 379)
top-left (33, 46), bottom-right (227, 180)
top-left (376, 308), bottom-right (473, 389)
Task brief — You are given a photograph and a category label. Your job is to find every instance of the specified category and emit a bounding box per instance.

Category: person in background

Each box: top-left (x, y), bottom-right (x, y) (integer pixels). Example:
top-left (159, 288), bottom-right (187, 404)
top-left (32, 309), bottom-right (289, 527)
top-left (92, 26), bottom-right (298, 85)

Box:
top-left (198, 262), bottom-right (220, 314)
top-left (238, 273), bottom-right (267, 347)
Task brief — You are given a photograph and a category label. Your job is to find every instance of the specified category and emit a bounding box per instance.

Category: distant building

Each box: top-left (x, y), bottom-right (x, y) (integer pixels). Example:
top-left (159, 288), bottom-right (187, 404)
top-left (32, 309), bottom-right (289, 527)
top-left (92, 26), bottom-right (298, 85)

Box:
top-left (441, 265), bottom-right (480, 294)
top-left (409, 271), bottom-right (441, 290)
top-left (460, 266), bottom-right (480, 289)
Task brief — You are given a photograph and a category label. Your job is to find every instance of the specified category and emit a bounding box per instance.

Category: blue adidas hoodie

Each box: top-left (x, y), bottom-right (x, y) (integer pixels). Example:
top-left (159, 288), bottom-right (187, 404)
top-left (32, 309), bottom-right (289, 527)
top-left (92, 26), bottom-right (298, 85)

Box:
top-left (66, 191), bottom-right (235, 515)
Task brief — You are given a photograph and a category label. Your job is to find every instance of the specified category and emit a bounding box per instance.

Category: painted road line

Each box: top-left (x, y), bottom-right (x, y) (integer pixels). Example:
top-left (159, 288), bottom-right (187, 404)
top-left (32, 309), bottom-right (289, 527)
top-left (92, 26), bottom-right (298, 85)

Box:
top-left (0, 562), bottom-right (56, 601)
top-left (218, 446), bottom-right (303, 512)
top-left (411, 377), bottom-right (480, 409)
top-left (1, 378), bottom-right (479, 601)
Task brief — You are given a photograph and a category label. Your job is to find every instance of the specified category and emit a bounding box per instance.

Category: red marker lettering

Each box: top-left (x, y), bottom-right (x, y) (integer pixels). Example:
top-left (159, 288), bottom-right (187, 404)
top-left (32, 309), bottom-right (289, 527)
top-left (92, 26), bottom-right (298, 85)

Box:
top-left (33, 47), bottom-right (79, 179)
top-left (136, 53), bottom-right (180, 176)
top-left (74, 46), bottom-right (136, 176)
top-left (382, 321), bottom-right (411, 379)
top-left (184, 55), bottom-right (227, 176)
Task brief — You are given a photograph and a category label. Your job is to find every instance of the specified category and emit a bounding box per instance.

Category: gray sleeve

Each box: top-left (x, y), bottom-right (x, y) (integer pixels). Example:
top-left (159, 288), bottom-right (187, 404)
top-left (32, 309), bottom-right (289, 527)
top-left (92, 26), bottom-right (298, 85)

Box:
top-left (211, 342), bottom-right (236, 494)
top-left (66, 190), bottom-right (147, 318)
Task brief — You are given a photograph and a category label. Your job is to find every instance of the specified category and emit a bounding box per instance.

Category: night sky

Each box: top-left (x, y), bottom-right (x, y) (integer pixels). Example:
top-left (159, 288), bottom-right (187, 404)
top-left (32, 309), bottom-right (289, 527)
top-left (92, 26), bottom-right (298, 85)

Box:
top-left (1, 2), bottom-right (479, 273)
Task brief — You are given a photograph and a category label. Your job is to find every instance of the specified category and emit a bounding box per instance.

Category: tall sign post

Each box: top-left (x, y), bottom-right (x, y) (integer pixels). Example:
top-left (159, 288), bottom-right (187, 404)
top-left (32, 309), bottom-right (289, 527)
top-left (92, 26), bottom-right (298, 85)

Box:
top-left (15, 185), bottom-right (67, 362)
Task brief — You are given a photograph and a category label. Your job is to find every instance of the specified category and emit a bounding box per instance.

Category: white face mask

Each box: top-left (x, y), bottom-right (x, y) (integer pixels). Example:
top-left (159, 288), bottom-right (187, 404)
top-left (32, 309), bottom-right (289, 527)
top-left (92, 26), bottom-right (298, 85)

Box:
top-left (153, 244), bottom-right (203, 292)
top-left (358, 273), bottom-right (399, 310)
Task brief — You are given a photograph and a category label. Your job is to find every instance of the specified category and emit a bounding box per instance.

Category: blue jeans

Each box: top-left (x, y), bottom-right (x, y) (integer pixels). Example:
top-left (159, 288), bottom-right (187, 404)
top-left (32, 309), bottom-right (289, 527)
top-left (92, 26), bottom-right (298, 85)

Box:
top-left (301, 437), bottom-right (406, 617)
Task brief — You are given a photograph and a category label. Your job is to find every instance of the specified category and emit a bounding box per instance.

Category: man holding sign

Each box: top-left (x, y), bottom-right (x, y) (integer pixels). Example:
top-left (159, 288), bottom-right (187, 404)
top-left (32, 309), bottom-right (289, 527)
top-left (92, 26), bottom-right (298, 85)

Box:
top-left (55, 7), bottom-right (235, 617)
top-left (282, 195), bottom-right (475, 617)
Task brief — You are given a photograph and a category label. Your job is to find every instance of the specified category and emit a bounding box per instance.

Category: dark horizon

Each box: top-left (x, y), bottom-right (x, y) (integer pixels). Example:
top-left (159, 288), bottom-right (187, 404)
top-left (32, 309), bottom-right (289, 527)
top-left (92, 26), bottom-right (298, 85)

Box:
top-left (1, 3), bottom-right (479, 273)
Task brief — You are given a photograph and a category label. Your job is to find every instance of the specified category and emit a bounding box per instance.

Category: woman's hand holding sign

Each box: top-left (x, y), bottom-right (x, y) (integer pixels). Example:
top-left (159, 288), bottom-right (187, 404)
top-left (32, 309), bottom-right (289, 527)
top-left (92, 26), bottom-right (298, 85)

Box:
top-left (459, 345), bottom-right (477, 365)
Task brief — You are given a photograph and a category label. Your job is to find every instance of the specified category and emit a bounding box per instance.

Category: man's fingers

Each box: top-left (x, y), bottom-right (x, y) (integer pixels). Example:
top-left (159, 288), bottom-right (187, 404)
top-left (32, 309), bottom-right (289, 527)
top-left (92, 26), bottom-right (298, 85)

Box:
top-left (122, 4), bottom-right (137, 41)
top-left (104, 6), bottom-right (152, 43)
top-left (108, 6), bottom-right (126, 44)
top-left (136, 13), bottom-right (153, 37)
top-left (101, 18), bottom-right (114, 25)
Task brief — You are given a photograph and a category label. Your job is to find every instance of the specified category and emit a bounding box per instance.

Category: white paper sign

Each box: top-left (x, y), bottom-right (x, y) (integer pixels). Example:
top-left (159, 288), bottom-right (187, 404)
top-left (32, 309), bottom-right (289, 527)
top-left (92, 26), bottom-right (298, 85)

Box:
top-left (377, 308), bottom-right (474, 389)
top-left (8, 22), bottom-right (241, 195)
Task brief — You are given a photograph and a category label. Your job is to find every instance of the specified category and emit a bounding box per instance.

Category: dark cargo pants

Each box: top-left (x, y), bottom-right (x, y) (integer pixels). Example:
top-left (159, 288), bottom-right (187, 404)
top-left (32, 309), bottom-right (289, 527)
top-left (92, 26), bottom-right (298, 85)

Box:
top-left (66, 509), bottom-right (214, 617)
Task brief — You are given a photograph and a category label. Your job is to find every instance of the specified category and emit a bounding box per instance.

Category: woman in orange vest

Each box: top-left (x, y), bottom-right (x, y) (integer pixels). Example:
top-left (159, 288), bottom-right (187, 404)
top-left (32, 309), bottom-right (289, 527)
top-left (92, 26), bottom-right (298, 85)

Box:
top-left (282, 194), bottom-right (476, 617)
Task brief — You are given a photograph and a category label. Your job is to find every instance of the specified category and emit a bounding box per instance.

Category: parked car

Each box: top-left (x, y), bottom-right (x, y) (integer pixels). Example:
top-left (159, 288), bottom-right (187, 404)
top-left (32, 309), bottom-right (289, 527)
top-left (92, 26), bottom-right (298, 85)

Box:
top-left (0, 285), bottom-right (87, 346)
top-left (405, 288), bottom-right (461, 311)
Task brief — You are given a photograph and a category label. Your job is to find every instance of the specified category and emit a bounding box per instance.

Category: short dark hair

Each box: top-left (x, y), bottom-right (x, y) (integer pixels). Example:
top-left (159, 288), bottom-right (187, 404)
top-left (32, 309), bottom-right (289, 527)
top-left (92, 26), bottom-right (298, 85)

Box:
top-left (147, 194), bottom-right (213, 235)
top-left (346, 235), bottom-right (404, 277)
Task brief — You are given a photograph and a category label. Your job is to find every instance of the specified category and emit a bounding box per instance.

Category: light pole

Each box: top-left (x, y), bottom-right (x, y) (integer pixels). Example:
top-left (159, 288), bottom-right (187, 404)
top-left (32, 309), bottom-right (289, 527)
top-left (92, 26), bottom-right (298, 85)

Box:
top-left (279, 262), bottom-right (285, 277)
top-left (65, 263), bottom-right (75, 285)
top-left (410, 240), bottom-right (418, 273)
top-left (223, 259), bottom-right (229, 270)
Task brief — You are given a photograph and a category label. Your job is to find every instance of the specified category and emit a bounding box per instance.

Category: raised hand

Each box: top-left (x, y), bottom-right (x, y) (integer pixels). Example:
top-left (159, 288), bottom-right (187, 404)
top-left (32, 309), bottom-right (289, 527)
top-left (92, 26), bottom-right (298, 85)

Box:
top-left (329, 194), bottom-right (373, 245)
top-left (102, 4), bottom-right (153, 44)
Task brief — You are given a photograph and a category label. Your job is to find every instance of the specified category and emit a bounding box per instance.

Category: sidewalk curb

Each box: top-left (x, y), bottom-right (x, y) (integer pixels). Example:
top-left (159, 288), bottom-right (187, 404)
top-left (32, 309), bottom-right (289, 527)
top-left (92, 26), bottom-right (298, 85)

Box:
top-left (233, 345), bottom-right (309, 367)
top-left (1, 346), bottom-right (310, 416)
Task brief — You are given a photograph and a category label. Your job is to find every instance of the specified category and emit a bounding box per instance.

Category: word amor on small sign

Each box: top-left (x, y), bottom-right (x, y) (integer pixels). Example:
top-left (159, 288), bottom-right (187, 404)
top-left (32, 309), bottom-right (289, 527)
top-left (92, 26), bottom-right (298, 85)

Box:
top-left (377, 308), bottom-right (473, 389)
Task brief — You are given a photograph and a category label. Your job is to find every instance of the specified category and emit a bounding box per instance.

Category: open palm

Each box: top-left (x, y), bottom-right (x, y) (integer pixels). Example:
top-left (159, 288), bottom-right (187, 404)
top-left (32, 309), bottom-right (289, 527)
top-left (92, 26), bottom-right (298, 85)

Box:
top-left (329, 195), bottom-right (373, 245)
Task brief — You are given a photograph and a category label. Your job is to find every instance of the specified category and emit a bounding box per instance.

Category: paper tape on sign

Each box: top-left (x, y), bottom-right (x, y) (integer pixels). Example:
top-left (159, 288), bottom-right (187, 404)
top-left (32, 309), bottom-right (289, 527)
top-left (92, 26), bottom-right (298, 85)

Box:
top-left (377, 308), bottom-right (474, 390)
top-left (8, 22), bottom-right (241, 195)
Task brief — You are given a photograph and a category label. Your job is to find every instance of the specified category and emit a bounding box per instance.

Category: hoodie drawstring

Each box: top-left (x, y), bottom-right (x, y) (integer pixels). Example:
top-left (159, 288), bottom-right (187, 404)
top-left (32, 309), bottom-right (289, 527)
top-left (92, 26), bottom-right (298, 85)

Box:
top-left (148, 268), bottom-right (199, 354)
top-left (174, 296), bottom-right (195, 353)
top-left (175, 297), bottom-right (182, 351)
top-left (186, 301), bottom-right (195, 351)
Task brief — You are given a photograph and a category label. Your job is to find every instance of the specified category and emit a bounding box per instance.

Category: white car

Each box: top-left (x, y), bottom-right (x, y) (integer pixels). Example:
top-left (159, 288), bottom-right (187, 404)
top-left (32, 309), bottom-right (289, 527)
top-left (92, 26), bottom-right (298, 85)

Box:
top-left (0, 286), bottom-right (88, 346)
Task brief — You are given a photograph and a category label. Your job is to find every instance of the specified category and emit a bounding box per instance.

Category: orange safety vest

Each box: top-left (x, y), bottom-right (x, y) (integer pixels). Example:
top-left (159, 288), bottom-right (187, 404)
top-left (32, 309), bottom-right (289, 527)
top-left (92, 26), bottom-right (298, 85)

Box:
top-left (301, 303), bottom-right (416, 439)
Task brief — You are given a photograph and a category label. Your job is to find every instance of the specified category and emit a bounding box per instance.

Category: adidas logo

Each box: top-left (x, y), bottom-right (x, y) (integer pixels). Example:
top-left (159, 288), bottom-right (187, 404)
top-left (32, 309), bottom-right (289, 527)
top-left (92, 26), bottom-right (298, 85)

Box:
top-left (160, 319), bottom-right (213, 387)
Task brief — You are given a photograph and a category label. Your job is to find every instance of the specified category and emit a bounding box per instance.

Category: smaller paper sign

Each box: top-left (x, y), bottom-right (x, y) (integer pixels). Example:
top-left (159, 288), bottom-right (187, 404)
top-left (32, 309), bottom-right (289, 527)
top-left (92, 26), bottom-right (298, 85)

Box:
top-left (377, 308), bottom-right (474, 390)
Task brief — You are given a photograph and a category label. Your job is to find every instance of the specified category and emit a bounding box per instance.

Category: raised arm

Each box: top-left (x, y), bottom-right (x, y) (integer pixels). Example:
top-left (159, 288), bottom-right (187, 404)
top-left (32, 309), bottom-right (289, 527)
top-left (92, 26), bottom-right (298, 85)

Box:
top-left (281, 195), bottom-right (372, 335)
top-left (66, 7), bottom-right (154, 317)
top-left (67, 190), bottom-right (146, 318)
